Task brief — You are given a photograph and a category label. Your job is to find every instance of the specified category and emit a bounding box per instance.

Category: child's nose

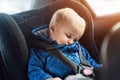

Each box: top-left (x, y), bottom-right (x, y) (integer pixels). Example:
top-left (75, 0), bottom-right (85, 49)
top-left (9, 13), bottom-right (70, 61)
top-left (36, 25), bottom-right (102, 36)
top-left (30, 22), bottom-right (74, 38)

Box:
top-left (67, 39), bottom-right (74, 44)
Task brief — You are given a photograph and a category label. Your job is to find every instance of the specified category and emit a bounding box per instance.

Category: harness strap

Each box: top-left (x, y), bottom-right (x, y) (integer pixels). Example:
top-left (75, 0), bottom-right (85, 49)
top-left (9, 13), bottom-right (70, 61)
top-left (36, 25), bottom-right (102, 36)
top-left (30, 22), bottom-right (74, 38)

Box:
top-left (33, 35), bottom-right (91, 73)
top-left (78, 45), bottom-right (91, 67)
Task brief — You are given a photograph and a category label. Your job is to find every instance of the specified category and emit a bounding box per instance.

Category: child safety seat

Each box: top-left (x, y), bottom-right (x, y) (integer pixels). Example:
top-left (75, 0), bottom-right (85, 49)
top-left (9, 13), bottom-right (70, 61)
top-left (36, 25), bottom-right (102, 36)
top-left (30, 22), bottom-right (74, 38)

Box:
top-left (0, 0), bottom-right (98, 80)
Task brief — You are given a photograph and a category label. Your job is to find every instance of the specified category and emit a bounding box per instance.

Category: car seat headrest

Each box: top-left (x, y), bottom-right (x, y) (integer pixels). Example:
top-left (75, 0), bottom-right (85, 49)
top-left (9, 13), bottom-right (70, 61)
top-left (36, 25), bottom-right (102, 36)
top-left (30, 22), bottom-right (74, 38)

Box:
top-left (101, 21), bottom-right (120, 67)
top-left (101, 22), bottom-right (120, 80)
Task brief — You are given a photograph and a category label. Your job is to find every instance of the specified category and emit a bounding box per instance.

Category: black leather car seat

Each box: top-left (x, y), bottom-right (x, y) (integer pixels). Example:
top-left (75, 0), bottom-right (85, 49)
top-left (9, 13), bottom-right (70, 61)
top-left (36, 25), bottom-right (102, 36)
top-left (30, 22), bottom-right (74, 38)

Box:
top-left (0, 13), bottom-right (29, 80)
top-left (101, 22), bottom-right (120, 80)
top-left (0, 0), bottom-right (98, 80)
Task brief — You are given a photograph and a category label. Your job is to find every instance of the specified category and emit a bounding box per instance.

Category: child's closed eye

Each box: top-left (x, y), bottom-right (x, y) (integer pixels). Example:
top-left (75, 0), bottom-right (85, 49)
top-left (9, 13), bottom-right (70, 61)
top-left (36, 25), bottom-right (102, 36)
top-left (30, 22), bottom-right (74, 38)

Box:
top-left (66, 34), bottom-right (72, 39)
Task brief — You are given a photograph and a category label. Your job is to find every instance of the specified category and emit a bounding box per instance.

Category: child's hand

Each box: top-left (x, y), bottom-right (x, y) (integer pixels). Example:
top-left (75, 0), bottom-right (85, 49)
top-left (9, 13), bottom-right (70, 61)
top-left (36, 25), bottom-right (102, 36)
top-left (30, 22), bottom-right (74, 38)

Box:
top-left (52, 77), bottom-right (62, 80)
top-left (46, 77), bottom-right (62, 80)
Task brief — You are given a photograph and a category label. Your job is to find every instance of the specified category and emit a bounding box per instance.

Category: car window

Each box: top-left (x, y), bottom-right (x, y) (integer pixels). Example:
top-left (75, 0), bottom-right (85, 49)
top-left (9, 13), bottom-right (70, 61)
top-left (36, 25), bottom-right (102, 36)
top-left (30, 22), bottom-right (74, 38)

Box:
top-left (86, 0), bottom-right (120, 17)
top-left (0, 0), bottom-right (33, 14)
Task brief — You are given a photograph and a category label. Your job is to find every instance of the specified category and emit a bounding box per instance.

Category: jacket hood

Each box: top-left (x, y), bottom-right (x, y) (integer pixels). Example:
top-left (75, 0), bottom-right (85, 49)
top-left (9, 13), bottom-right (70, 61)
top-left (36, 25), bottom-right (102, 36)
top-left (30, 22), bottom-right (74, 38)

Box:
top-left (32, 25), bottom-right (79, 52)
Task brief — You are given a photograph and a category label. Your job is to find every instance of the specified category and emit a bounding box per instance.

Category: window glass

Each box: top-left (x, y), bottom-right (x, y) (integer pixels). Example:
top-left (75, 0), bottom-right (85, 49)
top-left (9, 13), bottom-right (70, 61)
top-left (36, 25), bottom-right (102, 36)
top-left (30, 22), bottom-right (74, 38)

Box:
top-left (86, 0), bottom-right (120, 16)
top-left (0, 0), bottom-right (33, 14)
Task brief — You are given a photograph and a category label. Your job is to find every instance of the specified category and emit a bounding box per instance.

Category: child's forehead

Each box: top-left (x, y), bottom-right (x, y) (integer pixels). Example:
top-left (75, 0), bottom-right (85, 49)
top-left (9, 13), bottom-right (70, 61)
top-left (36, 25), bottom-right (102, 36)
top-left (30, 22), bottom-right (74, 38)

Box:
top-left (61, 23), bottom-right (82, 32)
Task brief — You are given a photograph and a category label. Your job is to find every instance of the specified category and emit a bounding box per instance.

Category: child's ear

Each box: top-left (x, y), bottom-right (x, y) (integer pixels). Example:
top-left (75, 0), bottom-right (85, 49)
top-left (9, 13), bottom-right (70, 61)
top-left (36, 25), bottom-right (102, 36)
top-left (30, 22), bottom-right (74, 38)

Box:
top-left (50, 24), bottom-right (57, 33)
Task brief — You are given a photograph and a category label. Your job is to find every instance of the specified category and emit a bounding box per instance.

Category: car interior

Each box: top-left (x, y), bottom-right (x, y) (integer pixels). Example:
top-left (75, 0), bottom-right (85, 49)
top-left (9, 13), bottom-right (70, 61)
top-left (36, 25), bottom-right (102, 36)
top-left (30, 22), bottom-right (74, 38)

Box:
top-left (0, 0), bottom-right (120, 80)
top-left (101, 21), bottom-right (120, 80)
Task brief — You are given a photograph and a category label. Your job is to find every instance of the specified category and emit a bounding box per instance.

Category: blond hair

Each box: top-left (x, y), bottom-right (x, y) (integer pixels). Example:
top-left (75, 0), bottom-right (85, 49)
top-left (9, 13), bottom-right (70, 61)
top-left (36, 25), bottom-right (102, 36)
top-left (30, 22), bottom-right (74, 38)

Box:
top-left (49, 7), bottom-right (86, 29)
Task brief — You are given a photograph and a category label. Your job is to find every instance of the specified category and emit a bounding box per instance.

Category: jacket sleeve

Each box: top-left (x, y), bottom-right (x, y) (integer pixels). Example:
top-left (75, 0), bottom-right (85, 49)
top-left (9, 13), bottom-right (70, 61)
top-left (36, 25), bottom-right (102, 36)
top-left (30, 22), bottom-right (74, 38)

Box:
top-left (80, 46), bottom-right (101, 67)
top-left (28, 48), bottom-right (52, 80)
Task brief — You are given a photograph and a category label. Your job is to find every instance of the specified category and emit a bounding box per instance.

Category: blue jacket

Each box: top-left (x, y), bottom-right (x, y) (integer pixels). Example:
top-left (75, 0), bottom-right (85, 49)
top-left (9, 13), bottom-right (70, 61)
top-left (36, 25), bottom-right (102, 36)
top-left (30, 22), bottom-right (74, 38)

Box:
top-left (28, 25), bottom-right (100, 80)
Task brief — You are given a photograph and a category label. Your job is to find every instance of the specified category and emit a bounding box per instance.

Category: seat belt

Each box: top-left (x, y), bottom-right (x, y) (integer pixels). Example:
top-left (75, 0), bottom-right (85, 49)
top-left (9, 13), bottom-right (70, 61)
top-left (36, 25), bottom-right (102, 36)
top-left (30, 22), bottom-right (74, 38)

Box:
top-left (33, 36), bottom-right (92, 74)
top-left (33, 37), bottom-right (77, 72)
